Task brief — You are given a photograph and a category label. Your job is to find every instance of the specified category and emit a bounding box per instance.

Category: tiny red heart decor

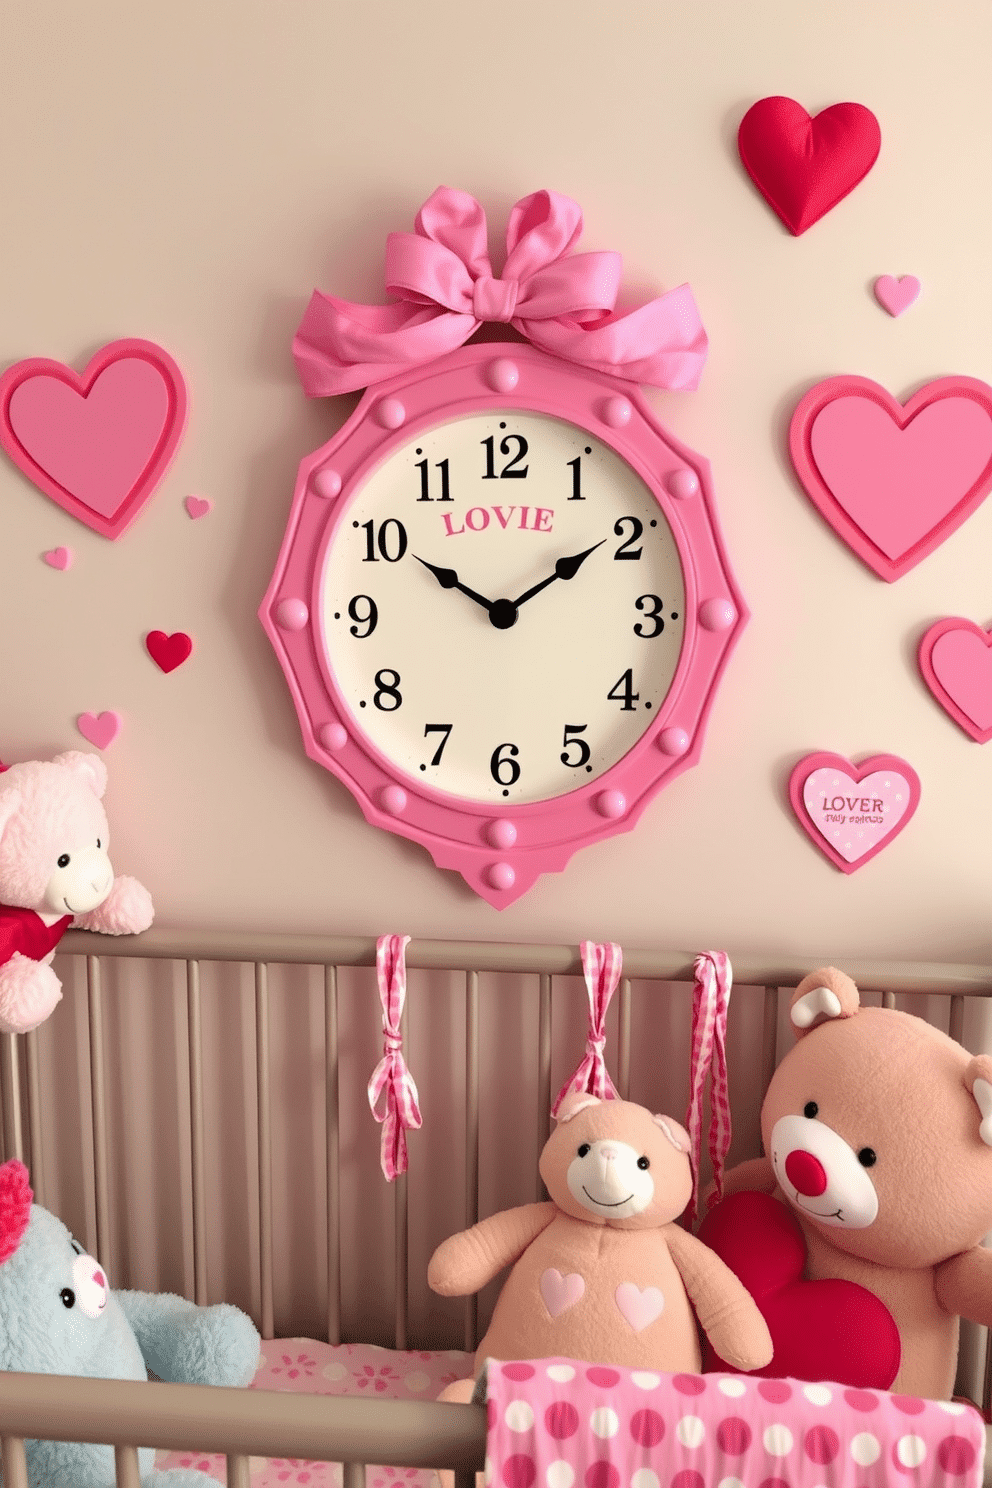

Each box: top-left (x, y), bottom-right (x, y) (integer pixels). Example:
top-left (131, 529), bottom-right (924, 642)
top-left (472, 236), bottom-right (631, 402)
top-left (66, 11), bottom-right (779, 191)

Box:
top-left (790, 375), bottom-right (992, 581)
top-left (145, 631), bottom-right (193, 673)
top-left (0, 339), bottom-right (188, 540)
top-left (789, 752), bottom-right (920, 873)
top-left (738, 96), bottom-right (881, 235)
top-left (919, 619), bottom-right (992, 743)
top-left (698, 1190), bottom-right (900, 1388)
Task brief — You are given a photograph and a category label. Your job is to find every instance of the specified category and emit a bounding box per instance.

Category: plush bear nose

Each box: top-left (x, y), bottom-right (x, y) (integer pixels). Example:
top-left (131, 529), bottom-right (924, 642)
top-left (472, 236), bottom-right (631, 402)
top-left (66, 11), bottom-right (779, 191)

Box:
top-left (598, 1145), bottom-right (620, 1162)
top-left (784, 1148), bottom-right (828, 1196)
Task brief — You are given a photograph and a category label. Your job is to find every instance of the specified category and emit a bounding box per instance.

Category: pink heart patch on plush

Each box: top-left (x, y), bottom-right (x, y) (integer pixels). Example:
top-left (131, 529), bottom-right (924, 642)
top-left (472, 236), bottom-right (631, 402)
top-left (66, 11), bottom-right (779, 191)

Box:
top-left (737, 97), bottom-right (881, 235)
top-left (614, 1282), bottom-right (665, 1332)
top-left (42, 547), bottom-right (73, 571)
top-left (539, 1268), bottom-right (584, 1319)
top-left (76, 712), bottom-right (121, 750)
top-left (184, 495), bottom-right (212, 520)
top-left (919, 619), bottom-right (992, 743)
top-left (874, 274), bottom-right (921, 317)
top-left (0, 340), bottom-right (188, 540)
top-left (790, 376), bottom-right (992, 580)
top-left (145, 631), bottom-right (193, 674)
top-left (789, 752), bottom-right (921, 873)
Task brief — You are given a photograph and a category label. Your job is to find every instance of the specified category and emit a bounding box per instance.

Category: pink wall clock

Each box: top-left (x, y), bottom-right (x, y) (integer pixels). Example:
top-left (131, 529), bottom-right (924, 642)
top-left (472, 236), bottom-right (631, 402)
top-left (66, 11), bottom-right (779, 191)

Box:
top-left (261, 189), bottom-right (748, 906)
top-left (919, 619), bottom-right (992, 743)
top-left (0, 339), bottom-right (187, 539)
top-left (788, 752), bottom-right (921, 874)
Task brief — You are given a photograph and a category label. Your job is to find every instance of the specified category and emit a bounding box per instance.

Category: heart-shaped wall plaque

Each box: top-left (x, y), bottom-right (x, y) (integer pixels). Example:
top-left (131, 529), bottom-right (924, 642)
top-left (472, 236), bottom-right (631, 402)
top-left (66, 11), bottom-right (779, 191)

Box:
top-left (919, 619), bottom-right (992, 743)
top-left (737, 97), bottom-right (881, 235)
top-left (788, 752), bottom-right (921, 873)
top-left (790, 375), bottom-right (992, 581)
top-left (0, 339), bottom-right (187, 539)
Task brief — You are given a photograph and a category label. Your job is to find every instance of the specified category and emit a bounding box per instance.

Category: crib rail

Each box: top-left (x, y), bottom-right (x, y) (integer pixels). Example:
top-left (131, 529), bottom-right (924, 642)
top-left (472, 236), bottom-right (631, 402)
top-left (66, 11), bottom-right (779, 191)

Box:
top-left (0, 1371), bottom-right (486, 1487)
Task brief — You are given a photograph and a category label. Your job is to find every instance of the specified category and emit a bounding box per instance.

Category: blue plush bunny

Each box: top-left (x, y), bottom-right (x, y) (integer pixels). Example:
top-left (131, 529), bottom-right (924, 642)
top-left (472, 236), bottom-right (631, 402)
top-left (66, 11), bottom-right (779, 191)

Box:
top-left (0, 1159), bottom-right (260, 1487)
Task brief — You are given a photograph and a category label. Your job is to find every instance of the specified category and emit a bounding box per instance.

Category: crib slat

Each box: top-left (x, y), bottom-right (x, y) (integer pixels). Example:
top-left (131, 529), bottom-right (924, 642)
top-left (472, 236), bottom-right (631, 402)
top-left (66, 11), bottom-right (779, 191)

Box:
top-left (88, 955), bottom-right (111, 1269)
top-left (325, 964), bottom-right (342, 1347)
top-left (950, 992), bottom-right (965, 1045)
top-left (1, 1434), bottom-right (28, 1488)
top-left (454, 1471), bottom-right (476, 1488)
top-left (394, 1171), bottom-right (409, 1351)
top-left (25, 1028), bottom-right (45, 1207)
top-left (0, 1032), bottom-right (23, 1165)
top-left (343, 1462), bottom-right (366, 1488)
top-left (536, 973), bottom-right (552, 1198)
top-left (187, 959), bottom-right (208, 1306)
top-left (617, 977), bottom-right (632, 1100)
top-left (255, 962), bottom-right (274, 1340)
top-left (464, 969), bottom-right (480, 1352)
top-left (227, 1452), bottom-right (252, 1488)
top-left (114, 1442), bottom-right (142, 1488)
top-left (760, 986), bottom-right (778, 1099)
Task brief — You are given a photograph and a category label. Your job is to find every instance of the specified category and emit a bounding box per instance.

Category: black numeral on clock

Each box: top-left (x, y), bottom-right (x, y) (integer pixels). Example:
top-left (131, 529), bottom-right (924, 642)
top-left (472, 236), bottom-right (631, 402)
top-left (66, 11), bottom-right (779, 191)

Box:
top-left (361, 519), bottom-right (408, 562)
top-left (490, 742), bottom-right (521, 785)
top-left (373, 669), bottom-right (402, 710)
top-left (416, 458), bottom-right (452, 502)
top-left (560, 724), bottom-right (591, 768)
top-left (347, 595), bottom-right (378, 638)
top-left (481, 434), bottom-right (529, 479)
top-left (613, 517), bottom-right (643, 560)
top-left (607, 669), bottom-right (639, 711)
top-left (566, 448), bottom-right (592, 500)
top-left (423, 723), bottom-right (452, 765)
top-left (633, 594), bottom-right (665, 638)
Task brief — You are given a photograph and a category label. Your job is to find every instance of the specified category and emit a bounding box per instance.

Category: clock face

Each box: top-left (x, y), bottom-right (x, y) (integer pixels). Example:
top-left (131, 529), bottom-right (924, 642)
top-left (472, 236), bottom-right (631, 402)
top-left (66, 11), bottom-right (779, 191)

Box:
top-left (320, 410), bottom-right (686, 804)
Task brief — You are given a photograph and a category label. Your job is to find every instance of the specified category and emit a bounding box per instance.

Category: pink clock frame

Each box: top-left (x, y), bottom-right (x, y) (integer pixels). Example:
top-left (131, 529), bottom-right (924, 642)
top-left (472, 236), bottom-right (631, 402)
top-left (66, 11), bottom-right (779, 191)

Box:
top-left (260, 341), bottom-right (747, 906)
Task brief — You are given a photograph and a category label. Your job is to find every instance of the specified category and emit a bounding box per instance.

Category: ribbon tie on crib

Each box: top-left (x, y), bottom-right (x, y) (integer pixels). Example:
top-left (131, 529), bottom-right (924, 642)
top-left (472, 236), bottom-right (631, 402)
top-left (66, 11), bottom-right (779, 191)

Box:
top-left (551, 941), bottom-right (622, 1118)
top-left (367, 934), bottom-right (422, 1181)
top-left (684, 950), bottom-right (732, 1226)
top-left (293, 187), bottom-right (709, 396)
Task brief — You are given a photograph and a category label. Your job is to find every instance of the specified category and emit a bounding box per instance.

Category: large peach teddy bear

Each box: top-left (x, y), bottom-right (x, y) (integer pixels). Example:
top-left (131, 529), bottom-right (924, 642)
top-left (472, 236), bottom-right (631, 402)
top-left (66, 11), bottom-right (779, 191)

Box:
top-left (0, 752), bottom-right (154, 1035)
top-left (702, 966), bottom-right (992, 1400)
top-left (428, 1092), bottom-right (773, 1404)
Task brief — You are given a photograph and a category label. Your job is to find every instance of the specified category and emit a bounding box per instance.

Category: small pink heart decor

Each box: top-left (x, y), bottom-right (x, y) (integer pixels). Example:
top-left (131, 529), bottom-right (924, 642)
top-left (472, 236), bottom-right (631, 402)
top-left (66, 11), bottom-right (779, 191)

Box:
top-left (184, 495), bottom-right (212, 520)
top-left (873, 274), bottom-right (921, 317)
top-left (919, 619), bottom-right (992, 743)
top-left (539, 1268), bottom-right (585, 1319)
top-left (789, 752), bottom-right (921, 873)
top-left (614, 1282), bottom-right (665, 1332)
top-left (145, 631), bottom-right (193, 674)
top-left (790, 375), bottom-right (992, 581)
top-left (76, 711), bottom-right (122, 750)
top-left (42, 547), bottom-right (73, 571)
top-left (0, 339), bottom-right (188, 540)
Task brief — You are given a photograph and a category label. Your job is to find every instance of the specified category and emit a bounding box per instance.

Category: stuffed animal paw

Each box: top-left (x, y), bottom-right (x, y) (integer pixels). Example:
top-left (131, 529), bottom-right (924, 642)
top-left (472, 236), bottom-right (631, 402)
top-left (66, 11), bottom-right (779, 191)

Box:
top-left (0, 953), bottom-right (63, 1034)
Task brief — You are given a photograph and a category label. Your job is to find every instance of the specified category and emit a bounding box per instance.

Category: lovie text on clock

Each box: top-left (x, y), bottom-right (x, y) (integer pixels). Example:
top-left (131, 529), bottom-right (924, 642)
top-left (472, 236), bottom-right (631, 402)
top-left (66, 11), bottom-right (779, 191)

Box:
top-left (442, 505), bottom-right (554, 536)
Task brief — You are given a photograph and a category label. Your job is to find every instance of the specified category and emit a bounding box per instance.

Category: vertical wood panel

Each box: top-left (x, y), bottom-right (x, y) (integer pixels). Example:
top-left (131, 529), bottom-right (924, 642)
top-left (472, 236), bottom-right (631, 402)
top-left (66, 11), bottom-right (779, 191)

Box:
top-left (325, 964), bottom-right (341, 1346)
top-left (255, 962), bottom-right (273, 1340)
top-left (88, 956), bottom-right (110, 1268)
top-left (187, 959), bottom-right (208, 1305)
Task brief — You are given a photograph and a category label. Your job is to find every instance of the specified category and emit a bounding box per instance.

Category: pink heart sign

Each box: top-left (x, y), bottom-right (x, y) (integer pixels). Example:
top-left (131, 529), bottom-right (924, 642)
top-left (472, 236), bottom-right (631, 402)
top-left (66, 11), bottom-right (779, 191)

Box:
top-left (790, 376), bottom-right (992, 581)
top-left (76, 711), bottom-right (122, 750)
top-left (873, 274), bottom-right (921, 317)
top-left (919, 618), bottom-right (992, 743)
top-left (788, 752), bottom-right (921, 873)
top-left (0, 339), bottom-right (188, 540)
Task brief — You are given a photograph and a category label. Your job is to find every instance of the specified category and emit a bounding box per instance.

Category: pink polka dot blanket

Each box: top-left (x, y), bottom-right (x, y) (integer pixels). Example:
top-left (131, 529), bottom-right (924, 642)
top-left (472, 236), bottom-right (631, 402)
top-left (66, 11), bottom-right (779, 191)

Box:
top-left (482, 1359), bottom-right (985, 1488)
top-left (154, 1337), bottom-right (473, 1485)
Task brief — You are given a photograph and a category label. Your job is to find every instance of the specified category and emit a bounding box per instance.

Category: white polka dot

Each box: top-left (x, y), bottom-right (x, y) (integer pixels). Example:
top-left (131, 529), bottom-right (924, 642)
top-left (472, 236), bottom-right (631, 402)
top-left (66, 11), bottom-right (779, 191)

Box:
top-left (403, 1371), bottom-right (430, 1394)
top-left (631, 1472), bottom-right (659, 1488)
top-left (322, 1361), bottom-right (348, 1382)
top-left (505, 1400), bottom-right (534, 1433)
top-left (717, 1377), bottom-right (747, 1398)
top-left (803, 1384), bottom-right (833, 1407)
top-left (717, 1479), bottom-right (745, 1488)
top-left (546, 1364), bottom-right (576, 1383)
top-left (937, 1401), bottom-right (967, 1416)
top-left (851, 1433), bottom-right (881, 1467)
top-left (590, 1407), bottom-right (620, 1439)
top-left (546, 1463), bottom-right (574, 1488)
top-left (631, 1372), bottom-right (662, 1391)
top-left (676, 1416), bottom-right (706, 1449)
top-left (484, 1456), bottom-right (493, 1485)
top-left (896, 1435), bottom-right (927, 1469)
top-left (763, 1425), bottom-right (793, 1457)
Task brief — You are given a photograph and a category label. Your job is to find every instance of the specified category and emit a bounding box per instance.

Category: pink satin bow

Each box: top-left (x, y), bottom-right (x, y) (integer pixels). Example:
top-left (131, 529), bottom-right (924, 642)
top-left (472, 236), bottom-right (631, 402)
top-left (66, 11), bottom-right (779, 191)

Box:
top-left (551, 940), bottom-right (622, 1117)
top-left (293, 188), bottom-right (708, 396)
top-left (684, 951), bottom-right (733, 1226)
top-left (367, 934), bottom-right (422, 1181)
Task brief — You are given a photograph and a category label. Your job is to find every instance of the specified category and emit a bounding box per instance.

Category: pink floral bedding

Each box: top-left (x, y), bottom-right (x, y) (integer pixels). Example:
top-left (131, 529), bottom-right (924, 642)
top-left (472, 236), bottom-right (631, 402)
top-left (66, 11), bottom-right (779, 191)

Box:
top-left (154, 1337), bottom-right (474, 1486)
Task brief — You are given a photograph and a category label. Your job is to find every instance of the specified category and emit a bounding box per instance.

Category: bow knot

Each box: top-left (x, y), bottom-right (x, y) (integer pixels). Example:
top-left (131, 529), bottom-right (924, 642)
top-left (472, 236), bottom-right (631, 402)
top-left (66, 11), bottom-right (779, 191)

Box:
top-left (551, 941), bottom-right (622, 1118)
top-left (472, 273), bottom-right (519, 322)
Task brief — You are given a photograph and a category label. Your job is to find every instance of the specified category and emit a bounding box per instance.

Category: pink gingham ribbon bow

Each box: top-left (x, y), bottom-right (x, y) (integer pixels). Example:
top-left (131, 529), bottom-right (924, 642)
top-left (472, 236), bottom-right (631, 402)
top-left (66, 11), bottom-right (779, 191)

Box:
top-left (293, 187), bottom-right (708, 396)
top-left (551, 941), bottom-right (622, 1118)
top-left (684, 951), bottom-right (733, 1226)
top-left (367, 934), bottom-right (422, 1181)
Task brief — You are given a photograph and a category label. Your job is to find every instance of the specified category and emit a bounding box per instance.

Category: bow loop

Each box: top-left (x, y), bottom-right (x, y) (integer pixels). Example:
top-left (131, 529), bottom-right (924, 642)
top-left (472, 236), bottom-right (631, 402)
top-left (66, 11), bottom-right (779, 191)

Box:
top-left (367, 934), bottom-right (422, 1181)
top-left (551, 941), bottom-right (622, 1117)
top-left (415, 186), bottom-right (492, 277)
top-left (502, 189), bottom-right (585, 278)
top-left (385, 231), bottom-right (478, 312)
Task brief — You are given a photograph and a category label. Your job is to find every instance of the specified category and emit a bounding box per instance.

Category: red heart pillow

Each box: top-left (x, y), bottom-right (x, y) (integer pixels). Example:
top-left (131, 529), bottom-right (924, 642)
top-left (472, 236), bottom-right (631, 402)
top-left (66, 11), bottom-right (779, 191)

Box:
top-left (698, 1190), bottom-right (900, 1388)
top-left (738, 97), bottom-right (881, 235)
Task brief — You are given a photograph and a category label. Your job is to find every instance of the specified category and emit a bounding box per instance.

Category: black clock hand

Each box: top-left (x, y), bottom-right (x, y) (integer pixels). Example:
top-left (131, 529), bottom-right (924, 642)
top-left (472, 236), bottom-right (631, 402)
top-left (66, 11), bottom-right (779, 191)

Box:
top-left (414, 555), bottom-right (495, 615)
top-left (512, 540), bottom-right (606, 608)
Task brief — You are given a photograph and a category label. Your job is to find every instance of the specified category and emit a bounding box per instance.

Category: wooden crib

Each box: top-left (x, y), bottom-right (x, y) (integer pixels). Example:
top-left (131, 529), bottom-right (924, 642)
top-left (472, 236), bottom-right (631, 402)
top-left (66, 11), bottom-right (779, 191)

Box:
top-left (0, 929), bottom-right (990, 1488)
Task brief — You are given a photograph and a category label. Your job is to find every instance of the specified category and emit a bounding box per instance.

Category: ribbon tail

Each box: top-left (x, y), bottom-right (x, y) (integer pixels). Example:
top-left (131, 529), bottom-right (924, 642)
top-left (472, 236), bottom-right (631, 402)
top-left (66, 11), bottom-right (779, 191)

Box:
top-left (293, 290), bottom-right (478, 396)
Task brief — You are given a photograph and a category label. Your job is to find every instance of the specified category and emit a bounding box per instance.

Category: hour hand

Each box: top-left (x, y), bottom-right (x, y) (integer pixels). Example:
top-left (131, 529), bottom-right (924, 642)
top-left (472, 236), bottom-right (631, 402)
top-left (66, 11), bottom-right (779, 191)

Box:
top-left (512, 540), bottom-right (606, 608)
top-left (414, 555), bottom-right (494, 615)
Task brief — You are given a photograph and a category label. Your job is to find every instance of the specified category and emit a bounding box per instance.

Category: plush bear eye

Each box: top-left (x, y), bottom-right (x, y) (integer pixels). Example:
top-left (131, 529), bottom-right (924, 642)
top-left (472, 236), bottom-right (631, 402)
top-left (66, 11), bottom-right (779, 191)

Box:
top-left (60, 1288), bottom-right (75, 1309)
top-left (57, 854), bottom-right (70, 869)
top-left (577, 1143), bottom-right (591, 1158)
top-left (636, 1156), bottom-right (650, 1170)
top-left (804, 1101), bottom-right (818, 1119)
top-left (69, 1240), bottom-right (81, 1256)
top-left (96, 838), bottom-right (101, 849)
top-left (858, 1147), bottom-right (877, 1167)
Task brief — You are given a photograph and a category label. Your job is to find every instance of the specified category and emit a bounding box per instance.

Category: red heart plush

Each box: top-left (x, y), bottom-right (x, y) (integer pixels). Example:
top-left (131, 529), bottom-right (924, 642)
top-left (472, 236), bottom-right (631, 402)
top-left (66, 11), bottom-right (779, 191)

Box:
top-left (698, 1190), bottom-right (900, 1388)
top-left (738, 97), bottom-right (881, 235)
top-left (145, 631), bottom-right (193, 674)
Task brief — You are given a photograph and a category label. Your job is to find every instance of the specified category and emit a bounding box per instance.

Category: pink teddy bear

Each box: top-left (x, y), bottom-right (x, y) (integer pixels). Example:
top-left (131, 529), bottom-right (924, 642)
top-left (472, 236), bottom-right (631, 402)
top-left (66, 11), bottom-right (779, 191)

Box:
top-left (0, 752), bottom-right (154, 1034)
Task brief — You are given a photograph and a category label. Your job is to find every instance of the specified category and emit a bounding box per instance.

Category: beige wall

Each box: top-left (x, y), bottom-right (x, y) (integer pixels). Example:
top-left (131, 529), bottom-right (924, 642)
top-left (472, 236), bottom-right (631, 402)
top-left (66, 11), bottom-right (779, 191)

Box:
top-left (1, 2), bottom-right (991, 960)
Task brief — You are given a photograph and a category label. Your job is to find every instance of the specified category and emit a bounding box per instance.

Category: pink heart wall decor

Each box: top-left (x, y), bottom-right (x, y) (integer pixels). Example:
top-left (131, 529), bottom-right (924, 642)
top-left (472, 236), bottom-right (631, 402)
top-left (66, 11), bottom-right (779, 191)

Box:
top-left (0, 339), bottom-right (188, 540)
top-left (737, 97), bottom-right (881, 235)
top-left (184, 495), bottom-right (211, 520)
top-left (42, 547), bottom-right (73, 570)
top-left (76, 711), bottom-right (122, 750)
top-left (919, 619), bottom-right (992, 743)
top-left (790, 375), bottom-right (992, 581)
top-left (145, 631), bottom-right (193, 673)
top-left (873, 274), bottom-right (921, 317)
top-left (788, 752), bottom-right (921, 874)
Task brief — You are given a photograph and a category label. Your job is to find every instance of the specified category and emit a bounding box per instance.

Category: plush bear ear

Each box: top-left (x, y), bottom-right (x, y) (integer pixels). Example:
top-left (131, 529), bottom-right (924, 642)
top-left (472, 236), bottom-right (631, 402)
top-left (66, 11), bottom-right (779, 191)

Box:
top-left (52, 751), bottom-right (108, 799)
top-left (789, 967), bottom-right (861, 1038)
top-left (964, 1057), bottom-right (992, 1147)
top-left (556, 1092), bottom-right (601, 1123)
top-left (652, 1114), bottom-right (690, 1152)
top-left (0, 1160), bottom-right (33, 1264)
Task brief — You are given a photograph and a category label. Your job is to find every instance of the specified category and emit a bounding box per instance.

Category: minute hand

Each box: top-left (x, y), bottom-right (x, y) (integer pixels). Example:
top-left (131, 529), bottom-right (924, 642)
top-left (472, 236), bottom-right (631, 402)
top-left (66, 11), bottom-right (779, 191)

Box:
top-left (512, 541), bottom-right (606, 608)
